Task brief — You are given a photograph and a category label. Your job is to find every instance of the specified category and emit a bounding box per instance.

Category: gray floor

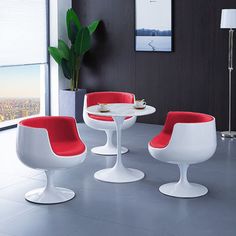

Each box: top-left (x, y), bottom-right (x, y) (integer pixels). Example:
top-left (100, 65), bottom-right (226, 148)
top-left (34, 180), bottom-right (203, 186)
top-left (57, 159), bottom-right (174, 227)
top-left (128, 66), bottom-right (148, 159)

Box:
top-left (0, 123), bottom-right (235, 236)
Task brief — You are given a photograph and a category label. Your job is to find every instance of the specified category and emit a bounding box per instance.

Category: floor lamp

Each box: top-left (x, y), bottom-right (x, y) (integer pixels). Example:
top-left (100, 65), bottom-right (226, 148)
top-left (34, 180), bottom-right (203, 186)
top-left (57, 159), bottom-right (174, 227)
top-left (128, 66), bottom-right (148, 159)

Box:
top-left (220, 9), bottom-right (236, 138)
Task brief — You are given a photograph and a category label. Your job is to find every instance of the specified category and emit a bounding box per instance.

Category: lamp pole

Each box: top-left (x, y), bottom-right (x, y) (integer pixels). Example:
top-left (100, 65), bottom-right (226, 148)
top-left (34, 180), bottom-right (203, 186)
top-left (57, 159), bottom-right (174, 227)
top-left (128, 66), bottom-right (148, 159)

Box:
top-left (221, 29), bottom-right (236, 138)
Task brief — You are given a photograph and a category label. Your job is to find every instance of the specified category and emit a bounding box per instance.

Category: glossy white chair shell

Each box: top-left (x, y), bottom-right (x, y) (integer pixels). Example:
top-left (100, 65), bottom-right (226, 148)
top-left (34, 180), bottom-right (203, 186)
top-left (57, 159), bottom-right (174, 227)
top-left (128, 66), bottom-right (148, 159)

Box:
top-left (148, 112), bottom-right (217, 198)
top-left (16, 117), bottom-right (87, 204)
top-left (83, 92), bottom-right (136, 155)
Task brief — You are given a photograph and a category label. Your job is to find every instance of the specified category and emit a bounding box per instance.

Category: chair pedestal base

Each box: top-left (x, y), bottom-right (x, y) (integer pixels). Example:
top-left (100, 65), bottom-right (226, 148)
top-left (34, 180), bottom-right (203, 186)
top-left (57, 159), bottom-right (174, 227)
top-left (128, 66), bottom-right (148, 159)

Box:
top-left (25, 187), bottom-right (75, 204)
top-left (159, 182), bottom-right (208, 198)
top-left (91, 146), bottom-right (128, 156)
top-left (91, 130), bottom-right (129, 155)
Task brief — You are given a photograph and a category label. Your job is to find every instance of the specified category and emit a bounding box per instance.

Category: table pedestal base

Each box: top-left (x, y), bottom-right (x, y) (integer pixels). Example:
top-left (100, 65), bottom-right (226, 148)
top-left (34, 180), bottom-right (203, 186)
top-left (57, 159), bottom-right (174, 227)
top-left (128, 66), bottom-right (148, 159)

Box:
top-left (94, 116), bottom-right (145, 183)
top-left (94, 167), bottom-right (145, 183)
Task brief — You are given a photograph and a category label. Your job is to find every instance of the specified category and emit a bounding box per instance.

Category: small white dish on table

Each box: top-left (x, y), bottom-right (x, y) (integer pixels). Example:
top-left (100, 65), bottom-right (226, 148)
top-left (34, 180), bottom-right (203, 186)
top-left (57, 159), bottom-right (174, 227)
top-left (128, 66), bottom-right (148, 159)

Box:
top-left (86, 103), bottom-right (156, 183)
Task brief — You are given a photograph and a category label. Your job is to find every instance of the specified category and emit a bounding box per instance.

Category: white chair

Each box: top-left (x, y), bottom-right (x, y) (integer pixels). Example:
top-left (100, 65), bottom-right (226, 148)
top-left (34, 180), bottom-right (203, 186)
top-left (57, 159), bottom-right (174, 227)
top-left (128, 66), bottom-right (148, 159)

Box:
top-left (16, 116), bottom-right (87, 204)
top-left (83, 91), bottom-right (136, 155)
top-left (148, 111), bottom-right (217, 198)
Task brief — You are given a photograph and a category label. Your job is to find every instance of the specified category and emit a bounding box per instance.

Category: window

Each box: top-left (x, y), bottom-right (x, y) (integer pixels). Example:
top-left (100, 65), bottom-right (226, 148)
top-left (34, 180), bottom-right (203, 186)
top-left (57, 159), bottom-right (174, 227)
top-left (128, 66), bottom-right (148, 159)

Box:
top-left (0, 0), bottom-right (48, 128)
top-left (0, 65), bottom-right (46, 128)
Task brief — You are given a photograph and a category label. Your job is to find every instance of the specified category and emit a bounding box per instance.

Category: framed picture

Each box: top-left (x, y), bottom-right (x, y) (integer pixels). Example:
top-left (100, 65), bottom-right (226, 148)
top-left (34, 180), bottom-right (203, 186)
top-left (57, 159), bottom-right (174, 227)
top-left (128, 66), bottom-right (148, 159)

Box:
top-left (135, 0), bottom-right (172, 52)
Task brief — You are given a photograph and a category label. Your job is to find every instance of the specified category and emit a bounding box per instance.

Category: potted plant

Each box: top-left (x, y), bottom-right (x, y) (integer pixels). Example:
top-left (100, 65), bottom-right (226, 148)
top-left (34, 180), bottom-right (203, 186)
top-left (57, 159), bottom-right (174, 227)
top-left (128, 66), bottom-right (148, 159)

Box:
top-left (48, 8), bottom-right (100, 122)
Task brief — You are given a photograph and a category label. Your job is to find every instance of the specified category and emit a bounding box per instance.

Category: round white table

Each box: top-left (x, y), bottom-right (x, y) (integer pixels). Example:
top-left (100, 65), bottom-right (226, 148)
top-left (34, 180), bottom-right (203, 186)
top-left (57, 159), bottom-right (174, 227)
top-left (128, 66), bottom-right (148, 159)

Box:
top-left (86, 103), bottom-right (156, 183)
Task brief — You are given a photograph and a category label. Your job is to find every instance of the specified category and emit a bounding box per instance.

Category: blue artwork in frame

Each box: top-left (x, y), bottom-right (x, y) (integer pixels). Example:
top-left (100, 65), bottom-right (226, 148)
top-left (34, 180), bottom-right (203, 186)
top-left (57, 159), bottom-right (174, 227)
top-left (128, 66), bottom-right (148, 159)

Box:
top-left (135, 0), bottom-right (172, 52)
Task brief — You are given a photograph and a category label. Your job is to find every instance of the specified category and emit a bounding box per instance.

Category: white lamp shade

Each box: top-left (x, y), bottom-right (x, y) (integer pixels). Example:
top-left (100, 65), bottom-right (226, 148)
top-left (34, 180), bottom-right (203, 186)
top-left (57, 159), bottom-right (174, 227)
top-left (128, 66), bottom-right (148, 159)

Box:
top-left (221, 9), bottom-right (236, 29)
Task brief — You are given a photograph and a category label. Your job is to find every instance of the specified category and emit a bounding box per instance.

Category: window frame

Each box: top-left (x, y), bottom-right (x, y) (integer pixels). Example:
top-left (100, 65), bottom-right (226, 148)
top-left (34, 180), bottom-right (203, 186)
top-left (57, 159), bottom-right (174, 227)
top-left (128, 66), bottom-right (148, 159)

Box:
top-left (0, 0), bottom-right (50, 131)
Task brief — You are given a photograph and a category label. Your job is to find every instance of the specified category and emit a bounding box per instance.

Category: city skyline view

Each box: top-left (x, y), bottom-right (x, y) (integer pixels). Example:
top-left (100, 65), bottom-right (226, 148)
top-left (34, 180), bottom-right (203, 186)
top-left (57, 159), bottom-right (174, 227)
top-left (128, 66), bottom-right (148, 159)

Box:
top-left (0, 97), bottom-right (40, 122)
top-left (0, 65), bottom-right (41, 123)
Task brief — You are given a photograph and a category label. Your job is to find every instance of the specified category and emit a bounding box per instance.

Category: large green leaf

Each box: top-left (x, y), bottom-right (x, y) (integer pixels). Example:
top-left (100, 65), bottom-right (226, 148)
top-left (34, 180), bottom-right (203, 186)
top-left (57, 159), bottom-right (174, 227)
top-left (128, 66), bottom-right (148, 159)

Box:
top-left (88, 20), bottom-right (100, 35)
top-left (48, 47), bottom-right (62, 64)
top-left (61, 59), bottom-right (72, 80)
top-left (66, 8), bottom-right (81, 43)
top-left (75, 27), bottom-right (91, 55)
top-left (58, 40), bottom-right (69, 60)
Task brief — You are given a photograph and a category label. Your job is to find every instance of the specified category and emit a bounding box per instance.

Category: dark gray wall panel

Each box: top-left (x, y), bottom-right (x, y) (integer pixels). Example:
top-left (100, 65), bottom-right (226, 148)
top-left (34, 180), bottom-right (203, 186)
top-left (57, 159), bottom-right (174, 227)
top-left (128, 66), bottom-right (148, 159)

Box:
top-left (73, 0), bottom-right (236, 130)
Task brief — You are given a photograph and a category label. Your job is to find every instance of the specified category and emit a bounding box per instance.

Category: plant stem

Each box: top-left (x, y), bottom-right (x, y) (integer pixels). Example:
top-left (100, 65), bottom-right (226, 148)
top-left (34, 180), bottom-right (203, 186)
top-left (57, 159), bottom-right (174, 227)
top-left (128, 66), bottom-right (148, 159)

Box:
top-left (75, 68), bottom-right (80, 91)
top-left (75, 57), bottom-right (80, 91)
top-left (71, 70), bottom-right (74, 91)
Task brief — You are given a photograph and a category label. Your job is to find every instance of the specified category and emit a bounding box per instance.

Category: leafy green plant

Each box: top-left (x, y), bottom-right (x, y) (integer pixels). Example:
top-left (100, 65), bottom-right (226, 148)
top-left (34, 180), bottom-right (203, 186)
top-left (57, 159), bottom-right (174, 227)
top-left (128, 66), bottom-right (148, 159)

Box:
top-left (48, 9), bottom-right (100, 91)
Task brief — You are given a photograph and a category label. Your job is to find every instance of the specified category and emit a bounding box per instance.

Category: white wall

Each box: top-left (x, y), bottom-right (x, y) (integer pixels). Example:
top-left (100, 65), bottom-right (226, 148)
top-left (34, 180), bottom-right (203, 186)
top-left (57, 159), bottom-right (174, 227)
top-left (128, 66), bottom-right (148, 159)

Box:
top-left (49, 0), bottom-right (71, 115)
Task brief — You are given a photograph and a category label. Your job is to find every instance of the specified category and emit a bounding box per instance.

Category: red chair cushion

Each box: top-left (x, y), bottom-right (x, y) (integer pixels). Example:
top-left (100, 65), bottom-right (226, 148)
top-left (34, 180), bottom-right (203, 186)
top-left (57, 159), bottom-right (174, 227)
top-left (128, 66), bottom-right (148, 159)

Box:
top-left (150, 111), bottom-right (214, 148)
top-left (86, 91), bottom-right (134, 107)
top-left (149, 132), bottom-right (171, 148)
top-left (20, 116), bottom-right (86, 156)
top-left (50, 141), bottom-right (85, 156)
top-left (86, 91), bottom-right (135, 122)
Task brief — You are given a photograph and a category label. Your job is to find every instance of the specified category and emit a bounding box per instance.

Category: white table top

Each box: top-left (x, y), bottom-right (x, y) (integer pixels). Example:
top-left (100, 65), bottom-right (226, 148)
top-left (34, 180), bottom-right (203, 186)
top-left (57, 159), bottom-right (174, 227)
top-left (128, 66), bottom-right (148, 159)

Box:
top-left (86, 103), bottom-right (156, 117)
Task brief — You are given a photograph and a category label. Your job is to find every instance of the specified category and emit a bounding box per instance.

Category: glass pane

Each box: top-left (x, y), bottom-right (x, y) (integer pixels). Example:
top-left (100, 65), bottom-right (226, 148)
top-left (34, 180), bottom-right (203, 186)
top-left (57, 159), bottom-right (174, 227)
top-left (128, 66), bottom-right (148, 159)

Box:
top-left (0, 65), bottom-right (46, 128)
